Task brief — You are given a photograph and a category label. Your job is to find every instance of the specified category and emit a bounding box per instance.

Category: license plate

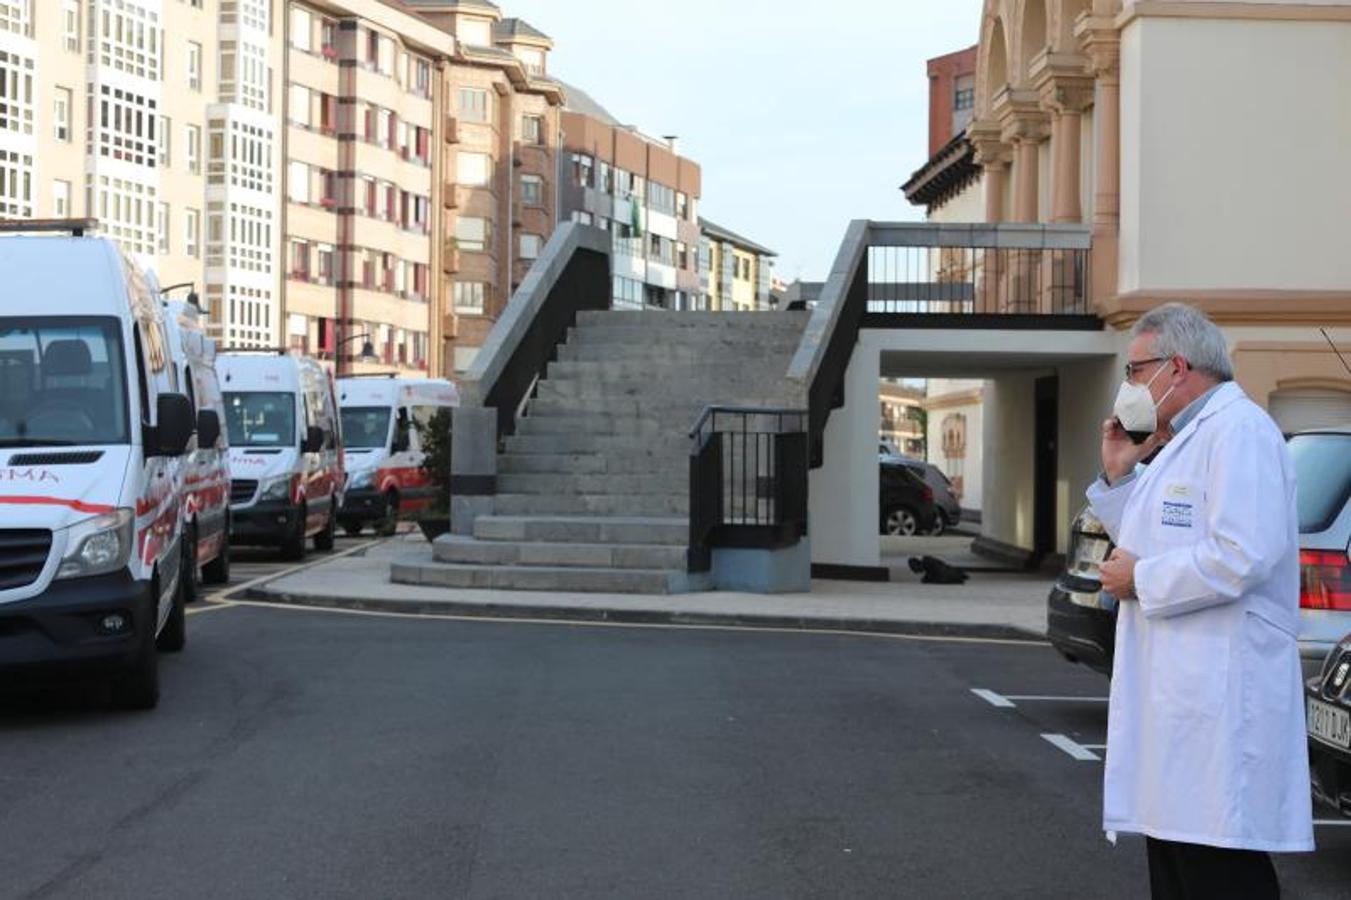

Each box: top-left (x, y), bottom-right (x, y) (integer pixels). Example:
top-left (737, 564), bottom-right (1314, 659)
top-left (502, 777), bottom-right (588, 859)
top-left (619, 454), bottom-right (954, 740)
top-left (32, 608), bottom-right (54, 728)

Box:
top-left (1308, 697), bottom-right (1351, 749)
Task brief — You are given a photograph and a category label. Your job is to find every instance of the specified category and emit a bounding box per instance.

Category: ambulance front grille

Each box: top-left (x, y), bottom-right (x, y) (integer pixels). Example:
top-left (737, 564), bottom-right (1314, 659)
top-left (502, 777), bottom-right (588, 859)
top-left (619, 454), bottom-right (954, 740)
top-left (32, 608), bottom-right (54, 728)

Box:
top-left (230, 480), bottom-right (258, 505)
top-left (0, 529), bottom-right (53, 591)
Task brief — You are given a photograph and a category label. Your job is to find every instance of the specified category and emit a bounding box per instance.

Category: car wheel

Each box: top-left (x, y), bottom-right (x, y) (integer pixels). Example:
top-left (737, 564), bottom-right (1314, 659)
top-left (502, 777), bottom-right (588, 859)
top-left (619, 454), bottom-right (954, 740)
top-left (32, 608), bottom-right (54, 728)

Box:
top-left (883, 506), bottom-right (919, 537)
top-left (281, 504), bottom-right (307, 561)
top-left (201, 521), bottom-right (230, 585)
top-left (341, 520), bottom-right (363, 537)
top-left (157, 564), bottom-right (187, 653)
top-left (375, 492), bottom-right (399, 537)
top-left (179, 525), bottom-right (199, 604)
top-left (928, 515), bottom-right (946, 537)
top-left (114, 583), bottom-right (161, 710)
top-left (314, 506), bottom-right (337, 552)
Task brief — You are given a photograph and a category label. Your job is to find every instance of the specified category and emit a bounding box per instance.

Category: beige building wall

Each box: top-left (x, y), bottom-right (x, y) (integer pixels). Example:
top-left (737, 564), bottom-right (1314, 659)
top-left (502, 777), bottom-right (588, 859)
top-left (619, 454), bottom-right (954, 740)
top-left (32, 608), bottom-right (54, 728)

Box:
top-left (281, 0), bottom-right (451, 375)
top-left (1118, 15), bottom-right (1351, 296)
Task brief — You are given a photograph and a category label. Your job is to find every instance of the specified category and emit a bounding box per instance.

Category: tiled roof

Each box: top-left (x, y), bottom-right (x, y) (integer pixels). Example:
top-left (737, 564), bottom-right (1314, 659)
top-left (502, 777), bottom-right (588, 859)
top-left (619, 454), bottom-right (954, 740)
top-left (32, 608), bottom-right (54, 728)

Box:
top-left (401, 0), bottom-right (500, 10)
top-left (557, 79), bottom-right (621, 127)
top-left (494, 17), bottom-right (551, 45)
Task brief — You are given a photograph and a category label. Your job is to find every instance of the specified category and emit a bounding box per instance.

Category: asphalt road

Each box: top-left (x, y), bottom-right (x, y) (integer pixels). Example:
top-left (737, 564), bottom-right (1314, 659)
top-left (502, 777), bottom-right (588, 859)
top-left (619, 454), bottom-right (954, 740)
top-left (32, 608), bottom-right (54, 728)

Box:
top-left (3, 603), bottom-right (1351, 899)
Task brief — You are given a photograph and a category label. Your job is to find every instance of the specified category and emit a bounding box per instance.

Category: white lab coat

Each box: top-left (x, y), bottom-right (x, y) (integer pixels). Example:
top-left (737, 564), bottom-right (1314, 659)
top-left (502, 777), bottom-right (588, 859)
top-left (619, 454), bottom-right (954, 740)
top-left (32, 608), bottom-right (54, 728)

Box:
top-left (1086, 381), bottom-right (1313, 852)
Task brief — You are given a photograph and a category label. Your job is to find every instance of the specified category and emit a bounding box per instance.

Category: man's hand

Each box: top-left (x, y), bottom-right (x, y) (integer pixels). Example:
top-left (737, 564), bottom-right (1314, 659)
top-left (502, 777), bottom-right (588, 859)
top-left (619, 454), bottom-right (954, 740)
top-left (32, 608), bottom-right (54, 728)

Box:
top-left (1101, 418), bottom-right (1167, 484)
top-left (1100, 549), bottom-right (1139, 599)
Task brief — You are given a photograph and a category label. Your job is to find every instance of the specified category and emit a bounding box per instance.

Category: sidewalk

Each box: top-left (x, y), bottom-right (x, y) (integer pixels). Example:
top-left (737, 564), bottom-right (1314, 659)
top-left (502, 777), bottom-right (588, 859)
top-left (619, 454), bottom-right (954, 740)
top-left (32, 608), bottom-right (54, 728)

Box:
top-left (238, 536), bottom-right (1054, 641)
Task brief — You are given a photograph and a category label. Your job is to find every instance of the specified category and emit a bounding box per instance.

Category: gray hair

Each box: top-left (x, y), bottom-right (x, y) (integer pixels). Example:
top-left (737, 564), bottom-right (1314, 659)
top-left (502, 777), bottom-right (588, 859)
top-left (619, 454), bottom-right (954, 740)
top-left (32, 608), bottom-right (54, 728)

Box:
top-left (1131, 303), bottom-right (1233, 381)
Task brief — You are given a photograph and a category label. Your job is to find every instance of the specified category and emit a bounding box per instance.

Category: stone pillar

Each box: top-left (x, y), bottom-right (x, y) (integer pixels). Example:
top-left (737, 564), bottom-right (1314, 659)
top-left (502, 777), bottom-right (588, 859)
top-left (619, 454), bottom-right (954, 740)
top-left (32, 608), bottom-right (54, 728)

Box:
top-left (968, 122), bottom-right (1012, 313)
top-left (1078, 16), bottom-right (1122, 310)
top-left (1011, 139), bottom-right (1040, 222)
top-left (1032, 53), bottom-right (1095, 225)
top-left (449, 404), bottom-right (498, 537)
top-left (992, 91), bottom-right (1049, 223)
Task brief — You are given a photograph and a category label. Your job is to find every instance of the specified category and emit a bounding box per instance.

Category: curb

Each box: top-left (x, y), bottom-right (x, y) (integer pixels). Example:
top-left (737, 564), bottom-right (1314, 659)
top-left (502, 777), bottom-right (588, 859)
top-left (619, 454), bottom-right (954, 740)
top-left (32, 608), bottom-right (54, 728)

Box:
top-left (236, 585), bottom-right (1047, 643)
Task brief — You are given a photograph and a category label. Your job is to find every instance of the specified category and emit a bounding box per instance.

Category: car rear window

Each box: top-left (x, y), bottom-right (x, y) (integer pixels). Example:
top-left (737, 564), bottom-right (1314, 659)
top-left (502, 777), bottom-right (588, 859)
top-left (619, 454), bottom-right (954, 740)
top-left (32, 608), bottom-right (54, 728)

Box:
top-left (1288, 433), bottom-right (1351, 534)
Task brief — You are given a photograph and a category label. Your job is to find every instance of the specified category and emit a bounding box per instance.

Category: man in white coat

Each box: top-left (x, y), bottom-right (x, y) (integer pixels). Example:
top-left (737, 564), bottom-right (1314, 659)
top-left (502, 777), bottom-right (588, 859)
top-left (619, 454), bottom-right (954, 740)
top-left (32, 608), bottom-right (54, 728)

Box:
top-left (1088, 303), bottom-right (1312, 899)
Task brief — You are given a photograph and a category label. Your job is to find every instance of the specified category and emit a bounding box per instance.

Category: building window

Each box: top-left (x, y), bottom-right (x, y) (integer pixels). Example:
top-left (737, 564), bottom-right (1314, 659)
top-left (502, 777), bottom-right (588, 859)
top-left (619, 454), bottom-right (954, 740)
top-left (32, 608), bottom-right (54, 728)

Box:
top-left (520, 175), bottom-right (542, 207)
top-left (289, 6), bottom-right (312, 52)
top-left (457, 88), bottom-right (489, 124)
top-left (453, 282), bottom-right (486, 314)
top-left (0, 149), bottom-right (31, 217)
top-left (94, 85), bottom-right (157, 168)
top-left (290, 239), bottom-right (310, 280)
top-left (186, 124), bottom-right (201, 174)
top-left (62, 0), bottom-right (79, 52)
top-left (454, 216), bottom-right (490, 252)
top-left (157, 115), bottom-right (170, 165)
top-left (288, 84), bottom-right (312, 128)
top-left (95, 2), bottom-right (159, 80)
top-left (519, 233), bottom-right (542, 261)
top-left (188, 42), bottom-right (202, 92)
top-left (516, 47), bottom-right (544, 77)
top-left (53, 87), bottom-right (72, 142)
top-left (156, 202), bottom-right (169, 254)
top-left (521, 114), bottom-right (544, 145)
top-left (0, 49), bottom-right (35, 137)
top-left (316, 243), bottom-right (334, 285)
top-left (412, 56), bottom-right (431, 98)
top-left (571, 153), bottom-right (593, 189)
top-left (185, 207), bottom-right (200, 257)
top-left (457, 151), bottom-right (490, 187)
top-left (52, 179), bottom-right (70, 217)
top-left (459, 18), bottom-right (491, 47)
top-left (287, 160), bottom-right (311, 204)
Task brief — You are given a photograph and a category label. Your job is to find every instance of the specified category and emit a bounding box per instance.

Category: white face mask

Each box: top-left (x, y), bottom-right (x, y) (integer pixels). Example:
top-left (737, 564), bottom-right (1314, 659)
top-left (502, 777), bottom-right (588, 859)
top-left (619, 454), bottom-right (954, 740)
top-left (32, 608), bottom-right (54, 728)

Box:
top-left (1113, 361), bottom-right (1176, 442)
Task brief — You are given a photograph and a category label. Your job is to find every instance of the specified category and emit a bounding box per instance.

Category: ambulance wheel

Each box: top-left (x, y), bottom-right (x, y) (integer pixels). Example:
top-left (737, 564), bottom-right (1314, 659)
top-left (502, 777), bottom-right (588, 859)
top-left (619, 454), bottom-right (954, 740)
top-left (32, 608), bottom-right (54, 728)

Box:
top-left (157, 566), bottom-right (187, 653)
top-left (375, 492), bottom-right (399, 537)
top-left (114, 584), bottom-right (161, 710)
top-left (282, 505), bottom-right (307, 561)
top-left (179, 526), bottom-right (199, 604)
top-left (341, 520), bottom-right (363, 537)
top-left (314, 507), bottom-right (337, 552)
top-left (202, 524), bottom-right (231, 585)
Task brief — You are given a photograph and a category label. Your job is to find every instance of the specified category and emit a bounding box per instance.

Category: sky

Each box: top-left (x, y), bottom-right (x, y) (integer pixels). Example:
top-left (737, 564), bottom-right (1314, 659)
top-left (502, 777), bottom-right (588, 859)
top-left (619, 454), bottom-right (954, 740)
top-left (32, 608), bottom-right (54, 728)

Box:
top-left (497, 0), bottom-right (986, 282)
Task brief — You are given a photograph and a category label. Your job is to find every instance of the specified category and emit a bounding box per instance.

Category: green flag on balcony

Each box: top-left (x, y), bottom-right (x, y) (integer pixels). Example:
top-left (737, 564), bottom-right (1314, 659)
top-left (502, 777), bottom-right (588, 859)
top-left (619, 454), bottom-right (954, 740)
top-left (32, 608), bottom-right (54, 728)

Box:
top-left (630, 196), bottom-right (643, 238)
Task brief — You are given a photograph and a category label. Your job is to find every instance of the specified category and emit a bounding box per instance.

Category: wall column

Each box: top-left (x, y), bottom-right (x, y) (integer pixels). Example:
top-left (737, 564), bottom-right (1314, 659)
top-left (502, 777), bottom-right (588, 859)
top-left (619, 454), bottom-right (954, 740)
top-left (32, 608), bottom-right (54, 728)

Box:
top-left (1032, 54), bottom-right (1095, 224)
top-left (992, 90), bottom-right (1049, 223)
top-left (1078, 17), bottom-right (1122, 309)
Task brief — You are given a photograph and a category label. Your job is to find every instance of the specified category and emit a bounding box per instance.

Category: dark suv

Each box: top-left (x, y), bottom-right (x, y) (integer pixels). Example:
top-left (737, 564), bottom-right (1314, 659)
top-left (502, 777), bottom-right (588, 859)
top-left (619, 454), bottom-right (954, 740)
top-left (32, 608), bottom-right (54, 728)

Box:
top-left (879, 460), bottom-right (939, 537)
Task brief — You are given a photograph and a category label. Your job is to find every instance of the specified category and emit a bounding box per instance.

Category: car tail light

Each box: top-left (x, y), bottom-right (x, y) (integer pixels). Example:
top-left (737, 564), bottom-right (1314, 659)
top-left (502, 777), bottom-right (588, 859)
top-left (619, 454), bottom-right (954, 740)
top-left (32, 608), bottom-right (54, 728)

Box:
top-left (921, 485), bottom-right (934, 503)
top-left (1300, 549), bottom-right (1351, 611)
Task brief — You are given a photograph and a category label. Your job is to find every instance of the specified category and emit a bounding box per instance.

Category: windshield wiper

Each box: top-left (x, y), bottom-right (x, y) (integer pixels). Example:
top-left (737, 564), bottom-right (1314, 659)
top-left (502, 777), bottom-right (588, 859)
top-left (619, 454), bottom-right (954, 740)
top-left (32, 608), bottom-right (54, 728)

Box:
top-left (0, 439), bottom-right (80, 448)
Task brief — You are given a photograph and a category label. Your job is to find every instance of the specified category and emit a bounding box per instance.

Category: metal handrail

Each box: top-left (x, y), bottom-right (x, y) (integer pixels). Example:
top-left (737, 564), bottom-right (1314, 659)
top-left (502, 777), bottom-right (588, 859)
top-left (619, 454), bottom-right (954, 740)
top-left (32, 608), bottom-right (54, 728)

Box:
top-left (688, 405), bottom-right (808, 442)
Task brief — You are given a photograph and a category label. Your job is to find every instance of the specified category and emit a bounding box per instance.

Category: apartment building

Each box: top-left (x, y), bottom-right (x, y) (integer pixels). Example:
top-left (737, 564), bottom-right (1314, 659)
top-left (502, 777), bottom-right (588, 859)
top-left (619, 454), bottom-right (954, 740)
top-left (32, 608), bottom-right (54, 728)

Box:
top-left (878, 381), bottom-right (925, 457)
top-left (699, 218), bottom-right (775, 312)
top-left (558, 81), bottom-right (702, 313)
top-left (281, 1), bottom-right (452, 375)
top-left (405, 0), bottom-right (563, 376)
top-left (926, 45), bottom-right (977, 158)
top-left (1, 0), bottom-right (223, 307)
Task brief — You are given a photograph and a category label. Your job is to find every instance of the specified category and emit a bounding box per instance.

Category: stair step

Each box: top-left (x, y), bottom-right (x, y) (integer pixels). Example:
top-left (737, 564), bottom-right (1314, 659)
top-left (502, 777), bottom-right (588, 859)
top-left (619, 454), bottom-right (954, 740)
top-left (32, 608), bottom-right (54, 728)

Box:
top-left (499, 453), bottom-right (691, 475)
top-left (546, 360), bottom-right (782, 380)
top-left (495, 493), bottom-right (689, 516)
top-left (473, 515), bottom-right (688, 546)
top-left (516, 414), bottom-right (670, 437)
top-left (498, 472), bottom-right (687, 495)
top-left (575, 310), bottom-right (810, 330)
top-left (392, 560), bottom-right (680, 594)
top-left (556, 343), bottom-right (794, 363)
top-left (504, 433), bottom-right (693, 455)
top-left (434, 535), bottom-right (687, 570)
top-left (567, 326), bottom-right (803, 345)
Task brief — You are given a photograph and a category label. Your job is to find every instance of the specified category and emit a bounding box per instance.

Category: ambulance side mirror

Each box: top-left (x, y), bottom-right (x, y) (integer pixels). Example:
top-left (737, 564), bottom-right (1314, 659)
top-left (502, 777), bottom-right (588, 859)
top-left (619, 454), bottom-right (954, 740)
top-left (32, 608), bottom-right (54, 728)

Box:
top-left (156, 393), bottom-right (194, 457)
top-left (196, 410), bottom-right (221, 449)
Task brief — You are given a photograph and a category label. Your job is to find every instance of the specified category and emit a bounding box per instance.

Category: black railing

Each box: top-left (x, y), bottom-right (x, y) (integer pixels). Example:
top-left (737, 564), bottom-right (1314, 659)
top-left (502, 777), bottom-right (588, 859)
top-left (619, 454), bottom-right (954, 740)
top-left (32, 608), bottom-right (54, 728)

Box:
top-left (788, 221), bottom-right (1096, 469)
top-left (688, 407), bottom-right (809, 573)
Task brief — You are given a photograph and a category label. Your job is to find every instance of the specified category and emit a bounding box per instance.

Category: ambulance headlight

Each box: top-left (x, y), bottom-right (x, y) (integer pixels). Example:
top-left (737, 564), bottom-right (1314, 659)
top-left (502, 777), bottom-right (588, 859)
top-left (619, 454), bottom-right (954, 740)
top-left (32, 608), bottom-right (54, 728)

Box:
top-left (259, 477), bottom-right (292, 502)
top-left (56, 509), bottom-right (135, 580)
top-left (349, 470), bottom-right (373, 490)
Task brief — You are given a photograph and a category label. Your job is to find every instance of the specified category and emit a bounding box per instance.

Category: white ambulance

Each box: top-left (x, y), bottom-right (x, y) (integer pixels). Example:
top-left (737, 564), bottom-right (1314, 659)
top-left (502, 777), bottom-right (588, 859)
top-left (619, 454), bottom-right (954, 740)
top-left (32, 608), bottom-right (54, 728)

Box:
top-left (218, 352), bottom-right (345, 560)
top-left (0, 221), bottom-right (198, 709)
top-left (158, 292), bottom-right (232, 595)
top-left (336, 377), bottom-right (459, 535)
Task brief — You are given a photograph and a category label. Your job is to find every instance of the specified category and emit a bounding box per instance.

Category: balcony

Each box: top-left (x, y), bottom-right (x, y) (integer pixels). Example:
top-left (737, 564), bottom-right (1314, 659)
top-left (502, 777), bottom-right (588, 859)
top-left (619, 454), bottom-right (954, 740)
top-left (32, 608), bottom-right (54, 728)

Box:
top-left (443, 182), bottom-right (458, 209)
top-left (444, 115), bottom-right (460, 145)
top-left (850, 222), bottom-right (1095, 326)
top-left (443, 242), bottom-right (461, 275)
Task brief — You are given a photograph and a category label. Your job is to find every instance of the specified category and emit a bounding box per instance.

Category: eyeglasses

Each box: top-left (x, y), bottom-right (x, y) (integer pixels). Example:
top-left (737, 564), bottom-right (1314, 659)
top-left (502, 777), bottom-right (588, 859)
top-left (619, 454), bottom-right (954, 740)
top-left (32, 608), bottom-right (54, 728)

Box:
top-left (1124, 357), bottom-right (1168, 380)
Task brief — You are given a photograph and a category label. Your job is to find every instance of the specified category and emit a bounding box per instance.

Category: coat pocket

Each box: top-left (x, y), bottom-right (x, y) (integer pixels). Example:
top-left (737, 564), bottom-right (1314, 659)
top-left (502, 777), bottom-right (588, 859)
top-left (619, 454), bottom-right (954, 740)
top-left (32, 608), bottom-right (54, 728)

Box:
top-left (1150, 621), bottom-right (1231, 721)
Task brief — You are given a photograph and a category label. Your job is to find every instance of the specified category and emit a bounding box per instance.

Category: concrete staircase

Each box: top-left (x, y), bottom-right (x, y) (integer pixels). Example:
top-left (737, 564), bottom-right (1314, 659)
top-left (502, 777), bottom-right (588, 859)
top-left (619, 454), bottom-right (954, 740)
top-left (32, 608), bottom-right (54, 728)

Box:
top-left (391, 310), bottom-right (809, 594)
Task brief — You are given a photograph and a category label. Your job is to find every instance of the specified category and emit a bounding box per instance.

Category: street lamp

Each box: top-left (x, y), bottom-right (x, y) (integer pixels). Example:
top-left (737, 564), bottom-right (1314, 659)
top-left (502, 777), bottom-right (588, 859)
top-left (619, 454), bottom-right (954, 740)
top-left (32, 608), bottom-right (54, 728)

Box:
top-left (335, 332), bottom-right (378, 374)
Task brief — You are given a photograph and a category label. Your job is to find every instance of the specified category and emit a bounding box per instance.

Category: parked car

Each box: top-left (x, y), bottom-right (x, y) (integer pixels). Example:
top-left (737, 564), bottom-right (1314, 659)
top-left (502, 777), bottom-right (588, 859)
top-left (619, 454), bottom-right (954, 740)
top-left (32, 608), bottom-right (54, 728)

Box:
top-left (160, 293), bottom-right (231, 596)
top-left (336, 376), bottom-right (459, 535)
top-left (1306, 633), bottom-right (1351, 817)
top-left (0, 221), bottom-right (199, 709)
top-left (880, 459), bottom-right (939, 536)
top-left (219, 352), bottom-right (345, 561)
top-left (889, 455), bottom-right (962, 535)
top-left (1048, 425), bottom-right (1351, 678)
top-left (1047, 506), bottom-right (1118, 675)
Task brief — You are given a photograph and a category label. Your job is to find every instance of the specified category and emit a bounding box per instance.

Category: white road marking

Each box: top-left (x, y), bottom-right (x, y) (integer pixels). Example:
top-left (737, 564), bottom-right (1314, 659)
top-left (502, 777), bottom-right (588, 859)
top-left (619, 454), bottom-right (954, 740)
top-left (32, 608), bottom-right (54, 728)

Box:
top-left (1042, 733), bottom-right (1101, 761)
top-left (1082, 744), bottom-right (1107, 751)
top-left (1006, 695), bottom-right (1109, 703)
top-left (186, 601), bottom-right (237, 616)
top-left (971, 688), bottom-right (1017, 708)
top-left (1314, 819), bottom-right (1351, 827)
